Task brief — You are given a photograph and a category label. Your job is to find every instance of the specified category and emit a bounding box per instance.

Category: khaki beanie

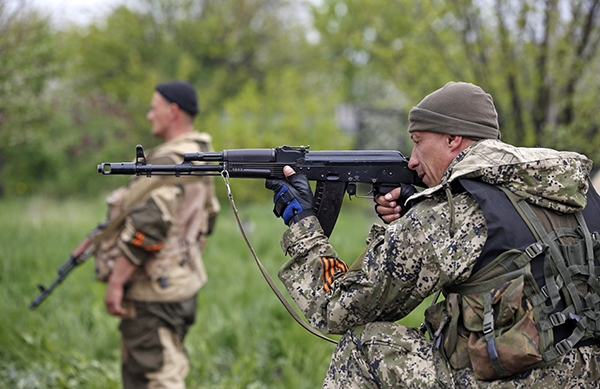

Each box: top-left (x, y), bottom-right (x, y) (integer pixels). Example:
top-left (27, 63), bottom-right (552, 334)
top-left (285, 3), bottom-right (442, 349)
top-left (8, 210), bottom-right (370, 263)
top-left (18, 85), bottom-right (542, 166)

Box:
top-left (408, 82), bottom-right (500, 140)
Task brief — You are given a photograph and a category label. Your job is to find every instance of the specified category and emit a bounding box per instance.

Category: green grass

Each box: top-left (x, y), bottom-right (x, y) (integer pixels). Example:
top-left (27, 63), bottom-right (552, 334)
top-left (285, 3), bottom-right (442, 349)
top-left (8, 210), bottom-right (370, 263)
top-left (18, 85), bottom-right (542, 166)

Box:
top-left (0, 193), bottom-right (429, 388)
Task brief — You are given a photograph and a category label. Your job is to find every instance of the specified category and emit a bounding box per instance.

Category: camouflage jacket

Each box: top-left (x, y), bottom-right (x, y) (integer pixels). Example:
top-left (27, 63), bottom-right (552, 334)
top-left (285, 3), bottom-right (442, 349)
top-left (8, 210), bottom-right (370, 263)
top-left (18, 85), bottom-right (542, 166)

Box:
top-left (277, 139), bottom-right (592, 334)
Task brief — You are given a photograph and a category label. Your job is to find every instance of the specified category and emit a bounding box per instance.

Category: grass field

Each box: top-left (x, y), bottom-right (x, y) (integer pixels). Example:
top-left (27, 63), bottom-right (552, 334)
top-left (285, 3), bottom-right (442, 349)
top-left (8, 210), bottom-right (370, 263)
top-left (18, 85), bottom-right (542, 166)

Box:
top-left (0, 193), bottom-right (429, 388)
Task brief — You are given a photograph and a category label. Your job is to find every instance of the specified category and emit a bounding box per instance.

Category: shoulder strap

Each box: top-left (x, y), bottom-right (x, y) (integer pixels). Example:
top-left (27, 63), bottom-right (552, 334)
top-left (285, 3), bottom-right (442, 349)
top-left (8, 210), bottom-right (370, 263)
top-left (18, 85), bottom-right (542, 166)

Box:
top-left (94, 134), bottom-right (214, 246)
top-left (498, 186), bottom-right (600, 360)
top-left (91, 176), bottom-right (200, 247)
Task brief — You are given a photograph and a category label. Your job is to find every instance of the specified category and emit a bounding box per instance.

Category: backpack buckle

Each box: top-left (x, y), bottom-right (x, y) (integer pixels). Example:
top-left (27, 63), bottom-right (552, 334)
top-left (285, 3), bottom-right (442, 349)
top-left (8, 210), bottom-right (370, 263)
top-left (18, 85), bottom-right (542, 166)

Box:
top-left (592, 231), bottom-right (600, 247)
top-left (549, 312), bottom-right (566, 326)
top-left (483, 311), bottom-right (494, 334)
top-left (525, 242), bottom-right (545, 258)
top-left (555, 339), bottom-right (573, 355)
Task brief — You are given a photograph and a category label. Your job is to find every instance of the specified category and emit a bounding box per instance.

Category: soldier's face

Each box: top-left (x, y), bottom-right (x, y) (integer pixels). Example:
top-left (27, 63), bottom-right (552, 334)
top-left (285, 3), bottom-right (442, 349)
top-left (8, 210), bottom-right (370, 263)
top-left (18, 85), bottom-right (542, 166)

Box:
top-left (147, 92), bottom-right (175, 139)
top-left (408, 131), bottom-right (456, 187)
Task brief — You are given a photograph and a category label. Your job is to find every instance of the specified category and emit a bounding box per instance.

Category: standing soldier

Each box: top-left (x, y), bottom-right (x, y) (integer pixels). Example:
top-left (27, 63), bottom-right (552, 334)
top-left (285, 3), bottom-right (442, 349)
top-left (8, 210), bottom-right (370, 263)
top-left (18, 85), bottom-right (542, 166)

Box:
top-left (96, 80), bottom-right (220, 389)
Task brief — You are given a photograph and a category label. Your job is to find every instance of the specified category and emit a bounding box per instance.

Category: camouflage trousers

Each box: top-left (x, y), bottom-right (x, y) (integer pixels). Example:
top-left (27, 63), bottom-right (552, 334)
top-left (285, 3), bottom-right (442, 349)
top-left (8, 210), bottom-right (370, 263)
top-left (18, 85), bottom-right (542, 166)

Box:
top-left (119, 295), bottom-right (198, 389)
top-left (323, 322), bottom-right (600, 389)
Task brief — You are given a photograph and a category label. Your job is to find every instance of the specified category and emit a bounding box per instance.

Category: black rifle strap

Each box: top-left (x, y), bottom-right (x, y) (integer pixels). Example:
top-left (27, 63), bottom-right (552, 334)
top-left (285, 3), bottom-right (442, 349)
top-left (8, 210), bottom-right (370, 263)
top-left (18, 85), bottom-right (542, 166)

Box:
top-left (220, 170), bottom-right (338, 345)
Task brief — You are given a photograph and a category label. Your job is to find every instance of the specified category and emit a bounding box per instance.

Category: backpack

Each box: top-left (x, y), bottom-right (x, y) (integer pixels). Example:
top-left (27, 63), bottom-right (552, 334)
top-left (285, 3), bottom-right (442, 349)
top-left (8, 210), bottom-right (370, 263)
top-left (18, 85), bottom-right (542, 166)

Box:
top-left (423, 185), bottom-right (600, 380)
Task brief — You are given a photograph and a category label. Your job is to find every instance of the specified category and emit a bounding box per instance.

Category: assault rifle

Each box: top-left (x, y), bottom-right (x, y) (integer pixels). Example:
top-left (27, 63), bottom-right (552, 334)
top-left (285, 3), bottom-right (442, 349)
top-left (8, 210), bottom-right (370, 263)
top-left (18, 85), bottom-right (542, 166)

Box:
top-left (98, 145), bottom-right (423, 237)
top-left (29, 224), bottom-right (104, 310)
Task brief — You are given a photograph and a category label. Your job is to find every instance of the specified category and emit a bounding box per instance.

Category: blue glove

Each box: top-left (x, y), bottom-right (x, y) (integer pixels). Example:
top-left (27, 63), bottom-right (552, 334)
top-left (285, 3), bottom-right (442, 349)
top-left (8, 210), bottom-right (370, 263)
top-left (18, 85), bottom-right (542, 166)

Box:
top-left (265, 173), bottom-right (314, 226)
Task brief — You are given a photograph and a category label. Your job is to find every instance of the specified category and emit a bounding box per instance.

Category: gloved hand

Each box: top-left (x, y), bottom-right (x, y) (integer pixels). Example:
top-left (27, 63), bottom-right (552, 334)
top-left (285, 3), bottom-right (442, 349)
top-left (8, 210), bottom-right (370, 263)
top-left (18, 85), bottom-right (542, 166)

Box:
top-left (265, 169), bottom-right (314, 226)
top-left (374, 183), bottom-right (418, 223)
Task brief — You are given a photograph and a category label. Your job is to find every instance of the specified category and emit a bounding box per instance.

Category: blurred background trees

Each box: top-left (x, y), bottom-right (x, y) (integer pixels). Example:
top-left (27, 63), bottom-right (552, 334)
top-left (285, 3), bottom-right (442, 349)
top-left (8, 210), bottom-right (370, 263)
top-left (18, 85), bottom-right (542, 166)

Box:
top-left (1, 0), bottom-right (599, 199)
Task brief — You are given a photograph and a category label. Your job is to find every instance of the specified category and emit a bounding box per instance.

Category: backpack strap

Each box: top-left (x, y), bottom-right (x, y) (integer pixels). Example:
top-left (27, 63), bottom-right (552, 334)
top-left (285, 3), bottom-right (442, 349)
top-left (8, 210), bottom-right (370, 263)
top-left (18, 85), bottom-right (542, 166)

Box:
top-left (482, 291), bottom-right (511, 377)
top-left (498, 186), bottom-right (600, 360)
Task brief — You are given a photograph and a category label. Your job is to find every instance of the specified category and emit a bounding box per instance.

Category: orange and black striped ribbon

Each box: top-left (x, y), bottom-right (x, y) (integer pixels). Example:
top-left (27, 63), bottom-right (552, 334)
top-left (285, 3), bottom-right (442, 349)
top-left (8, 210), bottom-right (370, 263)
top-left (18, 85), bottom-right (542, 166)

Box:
top-left (131, 231), bottom-right (164, 252)
top-left (320, 256), bottom-right (349, 292)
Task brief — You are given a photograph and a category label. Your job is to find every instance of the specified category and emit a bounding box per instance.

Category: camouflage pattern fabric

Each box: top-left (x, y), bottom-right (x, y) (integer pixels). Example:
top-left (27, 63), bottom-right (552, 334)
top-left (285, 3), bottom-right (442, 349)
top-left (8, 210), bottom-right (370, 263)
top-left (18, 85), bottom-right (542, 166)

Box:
top-left (120, 296), bottom-right (197, 389)
top-left (276, 139), bottom-right (597, 388)
top-left (324, 322), bottom-right (600, 388)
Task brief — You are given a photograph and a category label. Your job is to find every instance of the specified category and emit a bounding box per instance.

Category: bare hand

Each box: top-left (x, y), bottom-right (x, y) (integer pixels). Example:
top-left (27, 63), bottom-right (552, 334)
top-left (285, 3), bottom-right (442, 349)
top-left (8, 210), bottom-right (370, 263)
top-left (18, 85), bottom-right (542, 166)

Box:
top-left (105, 281), bottom-right (128, 317)
top-left (374, 187), bottom-right (403, 223)
top-left (104, 255), bottom-right (137, 317)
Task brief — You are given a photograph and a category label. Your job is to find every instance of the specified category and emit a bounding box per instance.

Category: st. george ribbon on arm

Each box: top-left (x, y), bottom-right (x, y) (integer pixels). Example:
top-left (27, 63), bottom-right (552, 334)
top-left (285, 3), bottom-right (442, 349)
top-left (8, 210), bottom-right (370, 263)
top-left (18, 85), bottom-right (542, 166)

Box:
top-left (98, 145), bottom-right (423, 237)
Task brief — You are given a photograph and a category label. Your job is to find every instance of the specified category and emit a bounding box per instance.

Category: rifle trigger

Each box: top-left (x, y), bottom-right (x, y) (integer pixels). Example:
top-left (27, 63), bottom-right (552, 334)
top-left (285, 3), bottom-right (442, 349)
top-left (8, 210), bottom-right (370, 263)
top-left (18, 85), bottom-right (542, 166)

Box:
top-left (37, 284), bottom-right (46, 292)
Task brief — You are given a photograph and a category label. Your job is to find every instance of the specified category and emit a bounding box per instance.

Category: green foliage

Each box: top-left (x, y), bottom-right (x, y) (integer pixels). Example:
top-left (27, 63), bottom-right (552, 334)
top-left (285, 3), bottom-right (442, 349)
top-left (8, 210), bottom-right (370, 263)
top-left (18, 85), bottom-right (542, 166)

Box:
top-left (1, 0), bottom-right (354, 199)
top-left (204, 67), bottom-right (349, 150)
top-left (0, 196), bottom-right (121, 388)
top-left (0, 195), bottom-right (426, 388)
top-left (314, 0), bottom-right (600, 160)
top-left (76, 8), bottom-right (149, 99)
top-left (200, 65), bottom-right (352, 202)
top-left (3, 0), bottom-right (600, 194)
top-left (0, 6), bottom-right (59, 196)
top-left (0, 7), bottom-right (57, 136)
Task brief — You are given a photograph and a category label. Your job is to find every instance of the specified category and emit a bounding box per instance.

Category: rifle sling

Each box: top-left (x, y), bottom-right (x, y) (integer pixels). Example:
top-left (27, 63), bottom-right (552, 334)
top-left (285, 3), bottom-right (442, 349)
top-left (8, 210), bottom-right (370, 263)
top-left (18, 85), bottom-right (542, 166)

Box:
top-left (220, 171), bottom-right (338, 345)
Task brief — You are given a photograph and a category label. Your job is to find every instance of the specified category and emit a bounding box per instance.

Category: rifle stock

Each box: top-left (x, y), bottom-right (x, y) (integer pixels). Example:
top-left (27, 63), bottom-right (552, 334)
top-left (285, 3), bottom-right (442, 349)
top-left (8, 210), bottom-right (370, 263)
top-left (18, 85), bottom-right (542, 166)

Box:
top-left (98, 145), bottom-right (423, 236)
top-left (29, 225), bottom-right (103, 310)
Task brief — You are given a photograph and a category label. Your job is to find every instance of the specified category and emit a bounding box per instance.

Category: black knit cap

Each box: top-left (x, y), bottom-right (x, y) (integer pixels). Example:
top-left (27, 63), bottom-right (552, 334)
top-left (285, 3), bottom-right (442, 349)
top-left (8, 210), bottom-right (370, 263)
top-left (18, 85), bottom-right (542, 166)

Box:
top-left (155, 80), bottom-right (199, 117)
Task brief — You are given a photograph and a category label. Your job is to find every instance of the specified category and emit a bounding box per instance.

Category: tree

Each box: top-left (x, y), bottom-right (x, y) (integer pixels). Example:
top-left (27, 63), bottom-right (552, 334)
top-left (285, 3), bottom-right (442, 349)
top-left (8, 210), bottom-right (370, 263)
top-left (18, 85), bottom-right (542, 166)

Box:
top-left (312, 0), bottom-right (600, 160)
top-left (442, 0), bottom-right (600, 157)
top-left (1, 0), bottom-right (350, 198)
top-left (0, 3), bottom-right (58, 196)
top-left (68, 0), bottom-right (343, 146)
